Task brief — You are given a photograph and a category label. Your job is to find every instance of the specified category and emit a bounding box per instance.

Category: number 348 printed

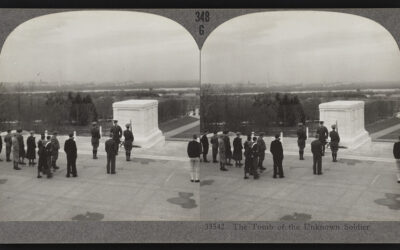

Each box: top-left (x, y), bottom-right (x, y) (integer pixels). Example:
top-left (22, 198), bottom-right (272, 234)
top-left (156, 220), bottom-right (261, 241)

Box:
top-left (195, 11), bottom-right (210, 35)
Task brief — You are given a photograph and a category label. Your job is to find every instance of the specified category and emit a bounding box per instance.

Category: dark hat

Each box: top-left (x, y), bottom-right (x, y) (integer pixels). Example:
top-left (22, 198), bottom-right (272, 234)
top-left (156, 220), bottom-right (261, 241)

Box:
top-left (113, 120), bottom-right (118, 123)
top-left (17, 129), bottom-right (22, 133)
top-left (193, 134), bottom-right (198, 139)
top-left (69, 133), bottom-right (74, 137)
top-left (126, 123), bottom-right (130, 127)
top-left (275, 134), bottom-right (280, 139)
top-left (259, 132), bottom-right (265, 136)
top-left (331, 124), bottom-right (336, 129)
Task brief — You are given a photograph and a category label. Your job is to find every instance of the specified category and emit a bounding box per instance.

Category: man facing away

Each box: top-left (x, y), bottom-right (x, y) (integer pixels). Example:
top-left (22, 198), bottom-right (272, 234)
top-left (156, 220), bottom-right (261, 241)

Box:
top-left (257, 133), bottom-right (267, 171)
top-left (223, 130), bottom-right (233, 166)
top-left (37, 133), bottom-right (46, 178)
top-left (329, 124), bottom-right (340, 162)
top-left (210, 131), bottom-right (219, 163)
top-left (316, 121), bottom-right (329, 156)
top-left (270, 134), bottom-right (284, 179)
top-left (297, 123), bottom-right (307, 160)
top-left (91, 121), bottom-right (101, 159)
top-left (392, 136), bottom-right (400, 183)
top-left (110, 120), bottom-right (122, 156)
top-left (123, 123), bottom-right (134, 161)
top-left (50, 132), bottom-right (60, 170)
top-left (105, 133), bottom-right (117, 174)
top-left (4, 130), bottom-right (12, 162)
top-left (44, 136), bottom-right (53, 178)
top-left (200, 131), bottom-right (210, 163)
top-left (311, 134), bottom-right (323, 175)
top-left (243, 134), bottom-right (253, 179)
top-left (187, 134), bottom-right (202, 183)
top-left (250, 137), bottom-right (260, 179)
top-left (64, 133), bottom-right (78, 178)
top-left (11, 134), bottom-right (21, 170)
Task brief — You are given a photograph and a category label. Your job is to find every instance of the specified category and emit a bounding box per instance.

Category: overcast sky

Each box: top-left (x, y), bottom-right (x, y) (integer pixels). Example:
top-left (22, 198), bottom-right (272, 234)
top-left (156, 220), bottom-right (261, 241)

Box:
top-left (201, 11), bottom-right (400, 85)
top-left (0, 11), bottom-right (199, 84)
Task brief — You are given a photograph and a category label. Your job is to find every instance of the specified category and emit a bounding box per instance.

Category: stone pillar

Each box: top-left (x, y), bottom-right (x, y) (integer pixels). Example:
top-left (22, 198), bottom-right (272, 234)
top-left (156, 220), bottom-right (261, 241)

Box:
top-left (319, 100), bottom-right (371, 149)
top-left (113, 100), bottom-right (165, 148)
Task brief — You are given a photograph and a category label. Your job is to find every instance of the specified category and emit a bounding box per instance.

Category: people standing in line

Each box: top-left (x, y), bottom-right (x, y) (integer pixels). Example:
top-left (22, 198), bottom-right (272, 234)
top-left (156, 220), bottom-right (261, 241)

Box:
top-left (250, 137), bottom-right (260, 179)
top-left (4, 130), bottom-right (12, 162)
top-left (223, 131), bottom-right (233, 166)
top-left (44, 136), bottom-right (53, 178)
top-left (392, 136), bottom-right (400, 183)
top-left (311, 134), bottom-right (323, 175)
top-left (91, 121), bottom-right (101, 159)
top-left (110, 120), bottom-right (122, 156)
top-left (16, 129), bottom-right (26, 165)
top-left (50, 132), bottom-right (60, 170)
top-left (64, 133), bottom-right (78, 178)
top-left (297, 123), bottom-right (307, 160)
top-left (257, 133), bottom-right (267, 171)
top-left (105, 133), bottom-right (117, 174)
top-left (0, 132), bottom-right (3, 162)
top-left (329, 125), bottom-right (340, 162)
top-left (187, 134), bottom-right (202, 183)
top-left (11, 134), bottom-right (21, 170)
top-left (37, 134), bottom-right (46, 178)
top-left (26, 131), bottom-right (37, 166)
top-left (210, 131), bottom-right (219, 163)
top-left (243, 134), bottom-right (253, 179)
top-left (232, 132), bottom-right (243, 167)
top-left (270, 134), bottom-right (284, 179)
top-left (218, 135), bottom-right (228, 171)
top-left (200, 131), bottom-right (210, 163)
top-left (123, 123), bottom-right (134, 161)
top-left (316, 121), bottom-right (329, 156)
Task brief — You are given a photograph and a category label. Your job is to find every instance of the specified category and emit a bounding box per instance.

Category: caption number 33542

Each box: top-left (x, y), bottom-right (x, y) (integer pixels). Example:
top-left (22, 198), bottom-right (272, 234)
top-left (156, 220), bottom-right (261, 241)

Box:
top-left (195, 11), bottom-right (210, 35)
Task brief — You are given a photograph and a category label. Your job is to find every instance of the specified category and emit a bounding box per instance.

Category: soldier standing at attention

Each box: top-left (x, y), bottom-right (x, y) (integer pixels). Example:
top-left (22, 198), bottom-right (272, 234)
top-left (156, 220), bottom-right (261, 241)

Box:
top-left (250, 137), bottom-right (260, 179)
top-left (257, 132), bottom-right (267, 171)
top-left (123, 123), bottom-right (134, 161)
top-left (64, 133), bottom-right (78, 178)
top-left (16, 129), bottom-right (26, 165)
top-left (91, 122), bottom-right (101, 159)
top-left (44, 136), bottom-right (53, 178)
top-left (187, 134), bottom-right (202, 183)
top-left (105, 133), bottom-right (117, 174)
top-left (200, 131), bottom-right (210, 163)
top-left (393, 136), bottom-right (400, 183)
top-left (311, 134), bottom-right (323, 175)
top-left (316, 121), bottom-right (329, 156)
top-left (37, 134), bottom-right (46, 178)
top-left (329, 125), bottom-right (340, 162)
top-left (210, 131), bottom-right (219, 163)
top-left (4, 130), bottom-right (12, 162)
top-left (50, 132), bottom-right (60, 170)
top-left (11, 134), bottom-right (21, 170)
top-left (26, 131), bottom-right (37, 166)
top-left (110, 120), bottom-right (122, 155)
top-left (270, 134), bottom-right (284, 179)
top-left (297, 123), bottom-right (307, 160)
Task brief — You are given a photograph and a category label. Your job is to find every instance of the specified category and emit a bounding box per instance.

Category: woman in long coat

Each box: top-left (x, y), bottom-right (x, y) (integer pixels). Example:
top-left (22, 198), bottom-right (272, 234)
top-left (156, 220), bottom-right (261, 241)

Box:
top-left (232, 132), bottom-right (243, 167)
top-left (26, 131), bottom-right (37, 166)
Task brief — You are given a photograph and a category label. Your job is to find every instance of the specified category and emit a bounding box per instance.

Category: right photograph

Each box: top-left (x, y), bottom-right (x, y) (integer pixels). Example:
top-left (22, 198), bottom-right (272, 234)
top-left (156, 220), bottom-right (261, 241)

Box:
top-left (200, 11), bottom-right (400, 221)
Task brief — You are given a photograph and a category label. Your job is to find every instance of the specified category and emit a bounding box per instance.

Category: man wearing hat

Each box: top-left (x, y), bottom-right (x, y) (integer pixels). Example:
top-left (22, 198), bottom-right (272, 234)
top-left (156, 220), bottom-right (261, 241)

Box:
top-left (200, 131), bottom-right (210, 163)
top-left (110, 120), bottom-right (122, 156)
top-left (105, 132), bottom-right (117, 174)
top-left (91, 121), bottom-right (101, 159)
top-left (311, 134), bottom-right (323, 175)
top-left (329, 124), bottom-right (340, 162)
top-left (123, 123), bottom-right (134, 161)
top-left (26, 131), bottom-right (37, 166)
top-left (270, 134), bottom-right (284, 178)
top-left (64, 133), bottom-right (78, 177)
top-left (316, 121), bottom-right (329, 156)
top-left (296, 123), bottom-right (307, 160)
top-left (4, 130), bottom-right (12, 162)
top-left (257, 132), bottom-right (267, 171)
top-left (16, 129), bottom-right (26, 165)
top-left (50, 132), bottom-right (60, 170)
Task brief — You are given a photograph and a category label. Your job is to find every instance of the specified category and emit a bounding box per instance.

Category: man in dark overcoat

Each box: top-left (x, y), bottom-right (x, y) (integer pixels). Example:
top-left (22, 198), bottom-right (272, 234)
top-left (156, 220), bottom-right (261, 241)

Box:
top-left (200, 131), bottom-right (209, 163)
top-left (270, 134), bottom-right (284, 178)
top-left (311, 134), bottom-right (323, 175)
top-left (105, 133), bottom-right (117, 174)
top-left (297, 123), bottom-right (307, 160)
top-left (110, 120), bottom-right (122, 155)
top-left (64, 133), bottom-right (78, 177)
top-left (91, 122), bottom-right (101, 159)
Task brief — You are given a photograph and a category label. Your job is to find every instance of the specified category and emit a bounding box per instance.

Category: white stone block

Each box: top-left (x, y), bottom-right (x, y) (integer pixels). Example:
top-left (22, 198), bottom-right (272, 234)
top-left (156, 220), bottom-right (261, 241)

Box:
top-left (319, 100), bottom-right (371, 149)
top-left (112, 99), bottom-right (165, 148)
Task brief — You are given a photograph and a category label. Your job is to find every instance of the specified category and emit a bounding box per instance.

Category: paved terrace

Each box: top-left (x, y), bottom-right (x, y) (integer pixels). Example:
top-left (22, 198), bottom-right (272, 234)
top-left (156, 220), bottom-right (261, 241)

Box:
top-left (200, 135), bottom-right (400, 221)
top-left (0, 135), bottom-right (199, 221)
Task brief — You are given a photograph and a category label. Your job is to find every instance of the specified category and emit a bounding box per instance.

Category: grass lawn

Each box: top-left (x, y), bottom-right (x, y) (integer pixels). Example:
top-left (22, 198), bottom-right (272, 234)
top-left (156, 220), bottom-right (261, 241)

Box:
top-left (171, 125), bottom-right (200, 139)
top-left (159, 116), bottom-right (198, 132)
top-left (365, 117), bottom-right (400, 134)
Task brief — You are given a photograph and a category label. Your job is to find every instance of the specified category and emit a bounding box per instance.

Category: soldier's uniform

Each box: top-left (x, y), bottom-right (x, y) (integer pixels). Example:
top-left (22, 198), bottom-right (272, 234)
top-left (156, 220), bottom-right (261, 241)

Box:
top-left (105, 137), bottom-right (117, 174)
top-left (210, 133), bottom-right (219, 163)
top-left (297, 124), bottom-right (307, 160)
top-left (243, 137), bottom-right (253, 179)
top-left (123, 124), bottom-right (134, 161)
top-left (270, 135), bottom-right (284, 178)
top-left (4, 131), bottom-right (12, 162)
top-left (110, 121), bottom-right (122, 155)
top-left (91, 122), bottom-right (101, 159)
top-left (11, 135), bottom-right (20, 170)
top-left (44, 138), bottom-right (53, 178)
top-left (250, 138), bottom-right (260, 179)
top-left (257, 135), bottom-right (267, 170)
top-left (64, 134), bottom-right (78, 177)
top-left (329, 125), bottom-right (340, 162)
top-left (311, 137), bottom-right (323, 175)
top-left (316, 123), bottom-right (329, 156)
top-left (50, 134), bottom-right (60, 170)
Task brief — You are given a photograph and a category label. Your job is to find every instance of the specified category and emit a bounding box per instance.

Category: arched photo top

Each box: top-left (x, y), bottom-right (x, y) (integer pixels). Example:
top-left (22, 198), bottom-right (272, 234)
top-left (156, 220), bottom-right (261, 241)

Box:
top-left (0, 10), bottom-right (199, 85)
top-left (201, 10), bottom-right (400, 86)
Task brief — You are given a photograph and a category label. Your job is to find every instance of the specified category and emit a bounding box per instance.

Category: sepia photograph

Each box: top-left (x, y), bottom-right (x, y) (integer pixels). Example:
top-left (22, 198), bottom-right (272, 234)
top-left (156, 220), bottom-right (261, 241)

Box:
top-left (200, 11), bottom-right (400, 221)
top-left (0, 10), bottom-right (200, 221)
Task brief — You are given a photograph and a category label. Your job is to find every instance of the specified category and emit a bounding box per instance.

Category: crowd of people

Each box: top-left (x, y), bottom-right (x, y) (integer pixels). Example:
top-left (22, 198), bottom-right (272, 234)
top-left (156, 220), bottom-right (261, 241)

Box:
top-left (196, 121), bottom-right (342, 180)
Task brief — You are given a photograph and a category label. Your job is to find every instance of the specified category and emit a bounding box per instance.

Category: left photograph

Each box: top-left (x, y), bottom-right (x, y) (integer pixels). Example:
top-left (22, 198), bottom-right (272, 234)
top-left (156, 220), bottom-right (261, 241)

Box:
top-left (0, 10), bottom-right (200, 220)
